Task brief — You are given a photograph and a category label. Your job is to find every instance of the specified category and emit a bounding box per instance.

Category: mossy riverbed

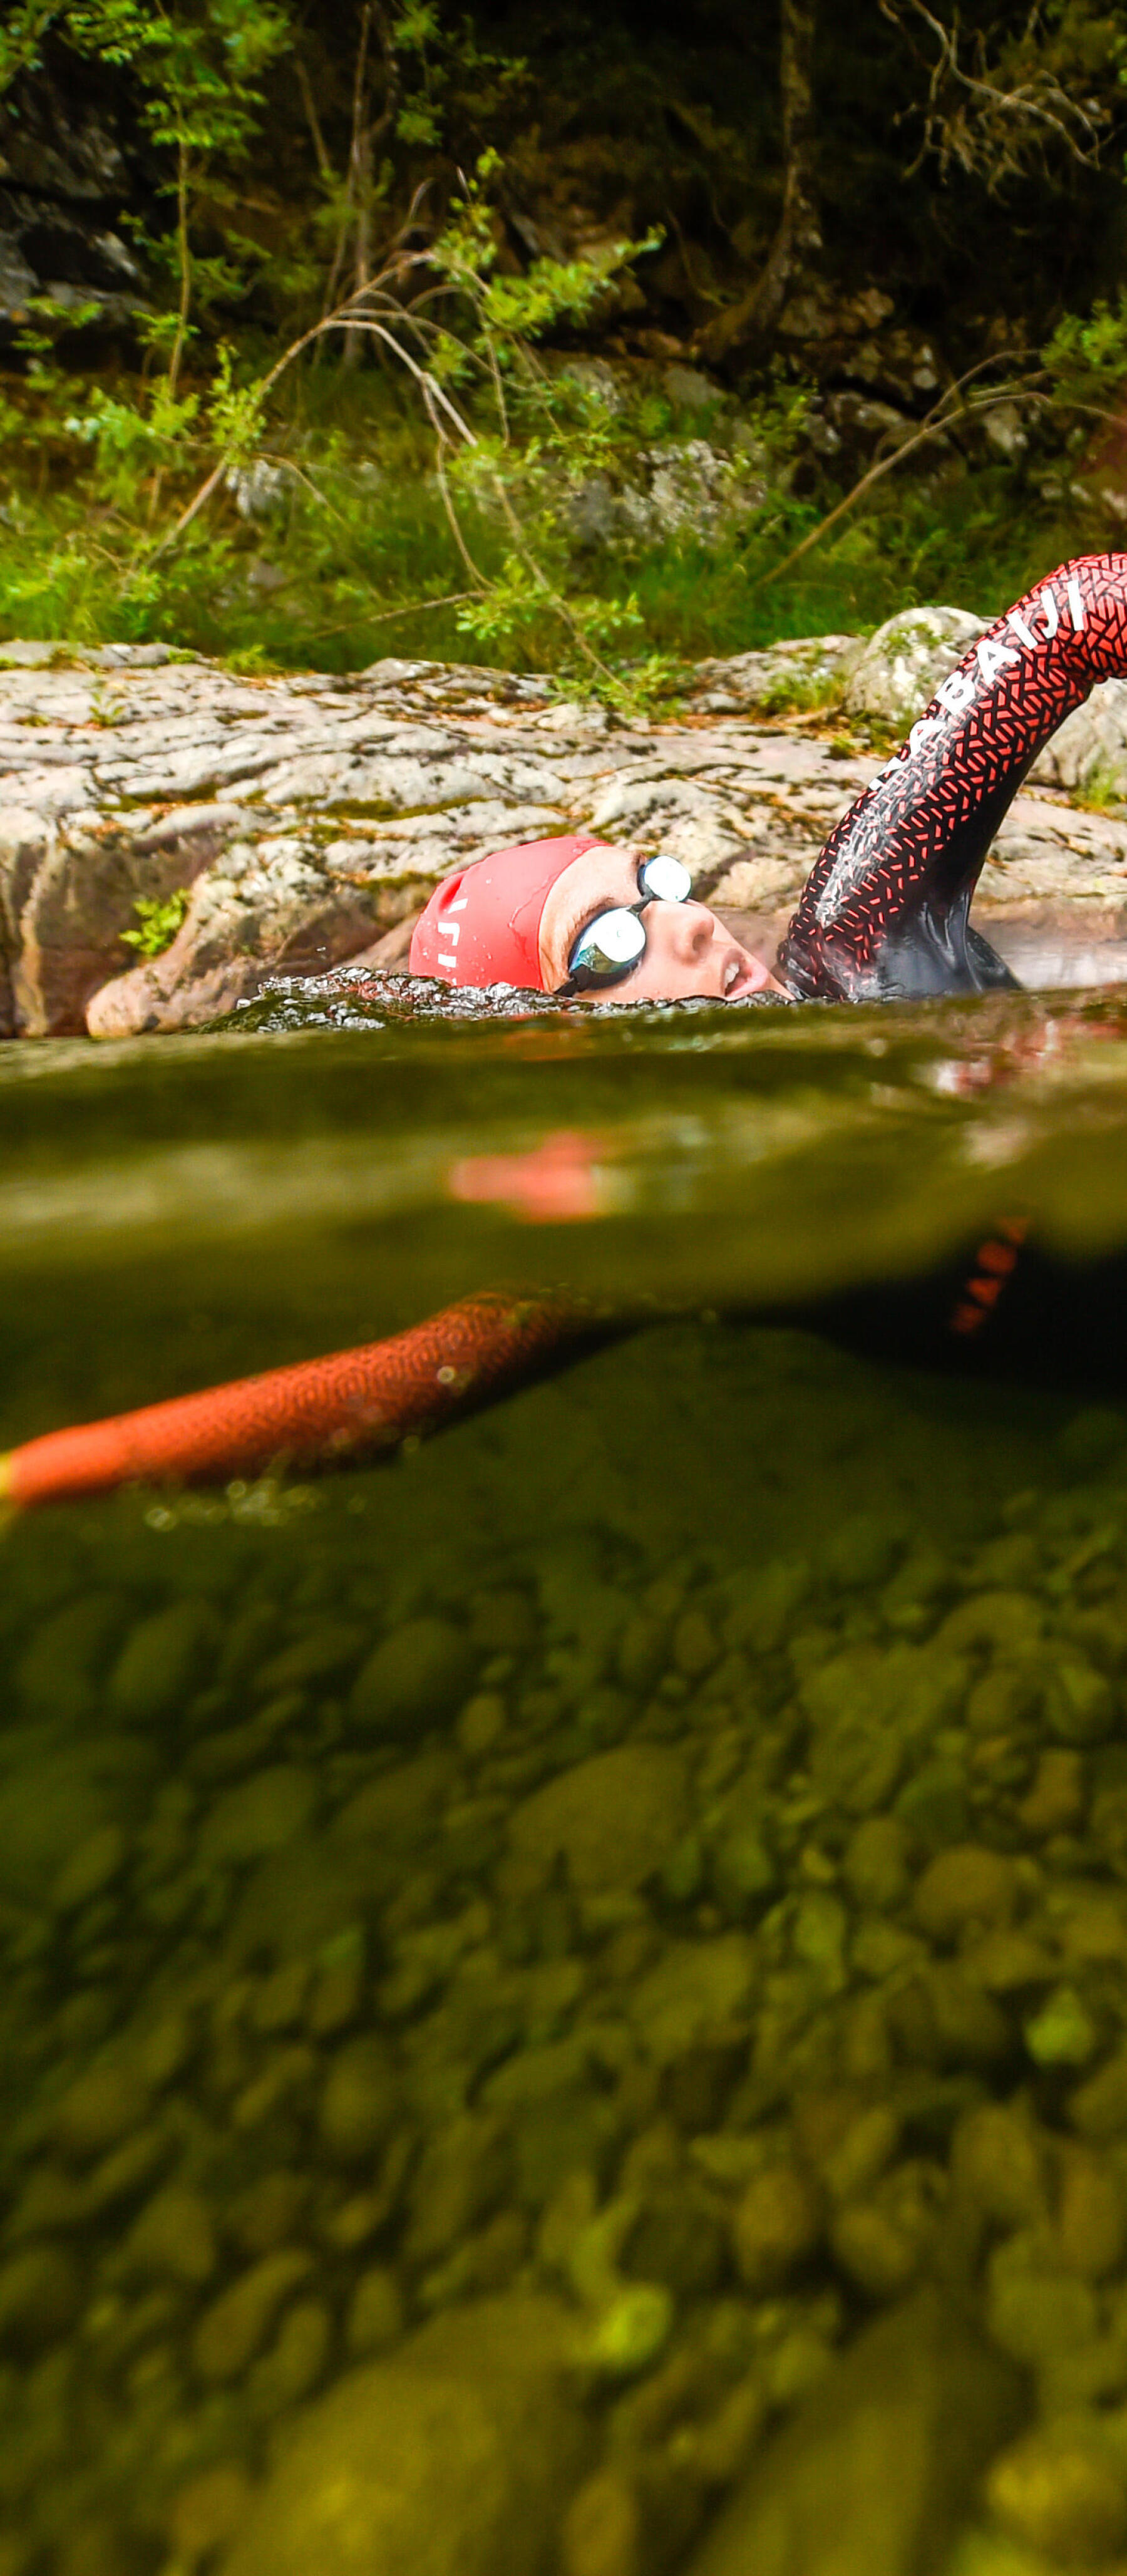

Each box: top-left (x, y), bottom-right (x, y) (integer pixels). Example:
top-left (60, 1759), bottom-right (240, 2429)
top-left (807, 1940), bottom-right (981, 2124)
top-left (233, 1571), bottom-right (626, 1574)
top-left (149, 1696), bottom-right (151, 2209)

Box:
top-left (3, 1312), bottom-right (1127, 2575)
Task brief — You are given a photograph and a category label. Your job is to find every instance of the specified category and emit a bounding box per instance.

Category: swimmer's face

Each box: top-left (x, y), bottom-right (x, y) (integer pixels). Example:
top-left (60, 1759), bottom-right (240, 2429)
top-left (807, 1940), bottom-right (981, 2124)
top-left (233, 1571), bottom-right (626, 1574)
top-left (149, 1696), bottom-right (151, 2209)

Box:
top-left (538, 842), bottom-right (780, 1002)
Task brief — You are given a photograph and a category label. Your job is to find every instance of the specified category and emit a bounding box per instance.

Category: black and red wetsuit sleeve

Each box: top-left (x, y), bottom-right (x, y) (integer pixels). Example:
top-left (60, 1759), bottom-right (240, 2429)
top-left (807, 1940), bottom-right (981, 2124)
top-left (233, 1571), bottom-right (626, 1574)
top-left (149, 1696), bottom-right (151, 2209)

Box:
top-left (778, 552), bottom-right (1127, 1002)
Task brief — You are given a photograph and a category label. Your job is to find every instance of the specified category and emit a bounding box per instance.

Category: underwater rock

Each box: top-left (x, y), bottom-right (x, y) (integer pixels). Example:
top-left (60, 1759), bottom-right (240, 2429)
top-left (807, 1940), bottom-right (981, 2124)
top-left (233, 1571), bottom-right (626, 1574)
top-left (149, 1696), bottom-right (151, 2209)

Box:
top-left (841, 1815), bottom-right (912, 1912)
top-left (1053, 2143), bottom-right (1127, 2279)
top-left (913, 1846), bottom-right (1019, 1944)
top-left (685, 2285), bottom-right (1024, 2576)
top-left (317, 2035), bottom-right (399, 2163)
top-left (52, 2059), bottom-right (150, 2161)
top-left (248, 2295), bottom-right (332, 2416)
top-left (569, 2281), bottom-right (674, 2379)
top-left (0, 2244), bottom-right (81, 2355)
top-left (986, 2235), bottom-right (1100, 2368)
top-left (17, 1344), bottom-right (1127, 2575)
top-left (49, 1821), bottom-right (126, 1915)
top-left (403, 2111), bottom-right (512, 2268)
top-left (254, 1622), bottom-right (368, 1696)
top-left (828, 2160), bottom-right (944, 2302)
top-left (349, 1617), bottom-right (478, 1737)
top-left (224, 1756), bottom-right (451, 1969)
top-left (107, 1598), bottom-right (217, 1726)
top-left (17, 1590), bottom-right (131, 1723)
top-left (986, 2423), bottom-right (1127, 2562)
top-left (123, 2183), bottom-right (218, 2287)
top-left (506, 1746), bottom-right (687, 1895)
top-left (197, 1765), bottom-right (316, 1866)
top-left (949, 2103), bottom-right (1049, 2231)
top-left (732, 2162), bottom-right (823, 2293)
top-left (1044, 1658), bottom-right (1115, 1746)
top-left (561, 2468), bottom-right (642, 2576)
top-left (346, 2264), bottom-right (404, 2357)
top-left (193, 2248), bottom-right (314, 2383)
top-left (627, 1933), bottom-right (758, 2064)
top-left (1017, 1748), bottom-right (1086, 1838)
top-left (220, 2294), bottom-right (588, 2576)
top-left (168, 2466), bottom-right (255, 2563)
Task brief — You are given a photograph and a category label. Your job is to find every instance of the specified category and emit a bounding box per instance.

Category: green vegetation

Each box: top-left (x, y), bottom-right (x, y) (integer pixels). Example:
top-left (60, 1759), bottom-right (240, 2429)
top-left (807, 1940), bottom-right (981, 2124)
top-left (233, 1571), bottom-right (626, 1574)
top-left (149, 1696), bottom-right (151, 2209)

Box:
top-left (120, 887), bottom-right (192, 956)
top-left (1, 1), bottom-right (1126, 692)
top-left (0, 368), bottom-right (1103, 689)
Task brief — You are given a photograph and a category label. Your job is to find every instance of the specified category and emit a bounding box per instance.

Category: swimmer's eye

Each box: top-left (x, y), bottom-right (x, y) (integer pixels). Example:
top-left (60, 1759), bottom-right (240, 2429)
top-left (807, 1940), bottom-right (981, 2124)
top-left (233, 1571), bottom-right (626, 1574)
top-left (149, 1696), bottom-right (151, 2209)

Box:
top-left (561, 855), bottom-right (692, 994)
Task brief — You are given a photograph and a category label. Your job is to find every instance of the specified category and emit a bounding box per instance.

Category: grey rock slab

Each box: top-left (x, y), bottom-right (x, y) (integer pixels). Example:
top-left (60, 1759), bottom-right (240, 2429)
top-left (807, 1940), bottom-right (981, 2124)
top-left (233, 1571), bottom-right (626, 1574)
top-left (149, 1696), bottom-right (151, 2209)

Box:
top-left (981, 797), bottom-right (1127, 908)
top-left (594, 742), bottom-right (766, 781)
top-left (251, 755), bottom-right (515, 810)
top-left (588, 773), bottom-right (749, 829)
top-left (686, 2284), bottom-right (1024, 2576)
top-left (0, 766), bottom-right (98, 819)
top-left (1028, 678), bottom-right (1127, 797)
top-left (686, 632), bottom-right (863, 713)
top-left (85, 837), bottom-right (405, 1036)
top-left (98, 743), bottom-right (300, 801)
top-left (845, 606), bottom-right (989, 729)
top-left (3, 806), bottom-right (230, 1036)
top-left (0, 639), bottom-right (181, 670)
top-left (711, 852), bottom-right (816, 911)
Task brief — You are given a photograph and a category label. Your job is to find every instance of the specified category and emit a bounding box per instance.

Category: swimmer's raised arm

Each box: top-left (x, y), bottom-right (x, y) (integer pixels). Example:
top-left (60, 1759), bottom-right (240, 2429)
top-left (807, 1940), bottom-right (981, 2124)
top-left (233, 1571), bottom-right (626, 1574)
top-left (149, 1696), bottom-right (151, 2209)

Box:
top-left (780, 552), bottom-right (1127, 1002)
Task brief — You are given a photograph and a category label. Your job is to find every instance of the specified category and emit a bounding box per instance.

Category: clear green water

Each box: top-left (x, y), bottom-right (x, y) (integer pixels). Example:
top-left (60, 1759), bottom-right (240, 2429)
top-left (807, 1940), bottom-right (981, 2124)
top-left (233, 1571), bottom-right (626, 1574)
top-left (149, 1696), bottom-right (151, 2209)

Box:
top-left (7, 992), bottom-right (1127, 2576)
top-left (7, 982), bottom-right (1127, 1436)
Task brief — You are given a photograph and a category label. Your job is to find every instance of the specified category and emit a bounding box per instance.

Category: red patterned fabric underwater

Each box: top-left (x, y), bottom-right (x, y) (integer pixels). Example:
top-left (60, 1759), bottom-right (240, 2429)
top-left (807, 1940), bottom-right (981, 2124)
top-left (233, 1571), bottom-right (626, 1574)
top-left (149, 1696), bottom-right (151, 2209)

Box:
top-left (0, 1292), bottom-right (600, 1508)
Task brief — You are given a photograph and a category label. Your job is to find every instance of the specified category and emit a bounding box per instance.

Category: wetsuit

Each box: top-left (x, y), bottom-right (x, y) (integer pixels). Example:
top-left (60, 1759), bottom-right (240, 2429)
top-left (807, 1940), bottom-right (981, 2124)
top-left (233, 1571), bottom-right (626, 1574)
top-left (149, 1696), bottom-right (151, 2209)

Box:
top-left (779, 550), bottom-right (1127, 1002)
top-left (768, 551), bottom-right (1127, 1383)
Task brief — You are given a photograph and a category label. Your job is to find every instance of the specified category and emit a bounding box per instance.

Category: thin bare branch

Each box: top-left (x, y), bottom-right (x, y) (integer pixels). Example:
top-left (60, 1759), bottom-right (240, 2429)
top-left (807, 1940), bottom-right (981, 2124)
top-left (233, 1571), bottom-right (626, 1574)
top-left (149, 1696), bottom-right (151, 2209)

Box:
top-left (756, 354), bottom-right (1029, 589)
top-left (294, 50), bottom-right (333, 182)
top-left (879, 0), bottom-right (1104, 181)
top-left (151, 278), bottom-right (478, 560)
top-left (303, 592), bottom-right (476, 641)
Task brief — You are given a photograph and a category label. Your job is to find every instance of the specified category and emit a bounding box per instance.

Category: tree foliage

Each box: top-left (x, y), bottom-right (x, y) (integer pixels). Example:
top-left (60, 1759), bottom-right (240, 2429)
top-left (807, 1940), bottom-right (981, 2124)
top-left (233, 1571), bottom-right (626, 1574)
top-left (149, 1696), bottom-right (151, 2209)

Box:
top-left (1, 0), bottom-right (1127, 685)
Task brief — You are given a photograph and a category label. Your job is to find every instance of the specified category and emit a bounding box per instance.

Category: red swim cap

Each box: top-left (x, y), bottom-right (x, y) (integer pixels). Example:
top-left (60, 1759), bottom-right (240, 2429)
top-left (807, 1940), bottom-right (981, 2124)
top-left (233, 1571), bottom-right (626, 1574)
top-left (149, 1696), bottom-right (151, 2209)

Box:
top-left (409, 835), bottom-right (600, 991)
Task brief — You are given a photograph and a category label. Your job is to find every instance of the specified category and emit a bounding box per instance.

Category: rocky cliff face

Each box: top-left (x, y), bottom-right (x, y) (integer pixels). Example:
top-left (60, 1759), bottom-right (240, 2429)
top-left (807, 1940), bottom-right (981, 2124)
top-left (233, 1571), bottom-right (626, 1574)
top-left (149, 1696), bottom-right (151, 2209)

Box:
top-left (0, 62), bottom-right (148, 346)
top-left (3, 619), bottom-right (1127, 1039)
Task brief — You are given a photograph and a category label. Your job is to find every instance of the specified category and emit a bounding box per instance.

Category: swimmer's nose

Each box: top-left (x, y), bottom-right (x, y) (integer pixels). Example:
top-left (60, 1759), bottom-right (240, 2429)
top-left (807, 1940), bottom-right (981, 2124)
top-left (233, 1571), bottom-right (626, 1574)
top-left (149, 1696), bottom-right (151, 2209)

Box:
top-left (664, 900), bottom-right (716, 961)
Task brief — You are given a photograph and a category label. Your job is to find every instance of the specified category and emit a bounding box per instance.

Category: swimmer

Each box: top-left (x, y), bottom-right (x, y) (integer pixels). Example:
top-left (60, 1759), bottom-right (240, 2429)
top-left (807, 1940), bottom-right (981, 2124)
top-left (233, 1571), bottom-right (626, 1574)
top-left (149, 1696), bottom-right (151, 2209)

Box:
top-left (409, 549), bottom-right (1127, 1007)
top-left (409, 833), bottom-right (788, 1003)
top-left (7, 550), bottom-right (1127, 1507)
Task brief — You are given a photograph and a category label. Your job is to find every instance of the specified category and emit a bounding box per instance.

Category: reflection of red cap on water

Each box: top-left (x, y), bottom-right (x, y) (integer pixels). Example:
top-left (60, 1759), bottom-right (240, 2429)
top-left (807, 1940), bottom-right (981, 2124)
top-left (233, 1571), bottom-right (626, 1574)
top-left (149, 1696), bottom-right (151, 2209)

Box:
top-left (409, 835), bottom-right (599, 991)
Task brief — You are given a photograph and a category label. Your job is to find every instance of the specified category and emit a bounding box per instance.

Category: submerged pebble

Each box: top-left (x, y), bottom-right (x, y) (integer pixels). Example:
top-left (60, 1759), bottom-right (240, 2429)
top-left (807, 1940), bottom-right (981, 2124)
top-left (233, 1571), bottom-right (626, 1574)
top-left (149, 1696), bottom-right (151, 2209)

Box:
top-left (733, 2165), bottom-right (823, 2293)
top-left (349, 1617), bottom-right (477, 1734)
top-left (987, 2426), bottom-right (1127, 2562)
top-left (317, 2035), bottom-right (399, 2161)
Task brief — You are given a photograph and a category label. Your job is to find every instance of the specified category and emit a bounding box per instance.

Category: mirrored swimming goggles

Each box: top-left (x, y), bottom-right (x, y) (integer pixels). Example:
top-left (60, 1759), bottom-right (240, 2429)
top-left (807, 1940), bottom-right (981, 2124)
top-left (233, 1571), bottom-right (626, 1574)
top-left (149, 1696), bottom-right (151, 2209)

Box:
top-left (561, 853), bottom-right (694, 993)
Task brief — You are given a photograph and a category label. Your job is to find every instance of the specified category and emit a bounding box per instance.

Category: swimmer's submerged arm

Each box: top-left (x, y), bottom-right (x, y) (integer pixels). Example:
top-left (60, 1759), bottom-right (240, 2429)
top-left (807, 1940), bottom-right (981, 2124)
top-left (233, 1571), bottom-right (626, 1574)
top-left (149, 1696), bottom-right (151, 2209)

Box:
top-left (0, 1292), bottom-right (613, 1507)
top-left (778, 552), bottom-right (1127, 1002)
